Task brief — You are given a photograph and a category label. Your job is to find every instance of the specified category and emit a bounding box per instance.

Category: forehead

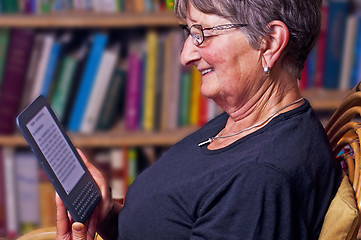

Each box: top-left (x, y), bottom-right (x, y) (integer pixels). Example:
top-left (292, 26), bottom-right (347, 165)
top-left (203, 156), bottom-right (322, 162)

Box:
top-left (186, 2), bottom-right (230, 26)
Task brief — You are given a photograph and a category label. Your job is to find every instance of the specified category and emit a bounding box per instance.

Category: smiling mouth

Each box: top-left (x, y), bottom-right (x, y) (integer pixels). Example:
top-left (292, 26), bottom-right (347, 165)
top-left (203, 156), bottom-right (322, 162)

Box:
top-left (201, 68), bottom-right (215, 75)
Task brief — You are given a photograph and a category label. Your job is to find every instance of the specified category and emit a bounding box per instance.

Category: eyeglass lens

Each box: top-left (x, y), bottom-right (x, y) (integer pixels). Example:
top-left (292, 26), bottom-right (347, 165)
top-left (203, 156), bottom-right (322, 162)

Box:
top-left (182, 25), bottom-right (204, 46)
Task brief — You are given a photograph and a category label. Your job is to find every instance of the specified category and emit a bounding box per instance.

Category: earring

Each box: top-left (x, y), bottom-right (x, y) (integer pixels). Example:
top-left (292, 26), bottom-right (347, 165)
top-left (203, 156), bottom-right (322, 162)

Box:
top-left (264, 66), bottom-right (270, 76)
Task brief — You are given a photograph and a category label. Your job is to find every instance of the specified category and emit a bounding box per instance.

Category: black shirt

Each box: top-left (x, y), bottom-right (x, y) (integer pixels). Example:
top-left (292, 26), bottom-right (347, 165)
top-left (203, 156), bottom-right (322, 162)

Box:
top-left (118, 100), bottom-right (341, 239)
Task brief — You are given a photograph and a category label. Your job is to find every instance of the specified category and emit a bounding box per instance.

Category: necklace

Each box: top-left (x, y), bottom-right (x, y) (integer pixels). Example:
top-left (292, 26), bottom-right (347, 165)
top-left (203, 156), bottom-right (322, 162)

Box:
top-left (198, 97), bottom-right (304, 147)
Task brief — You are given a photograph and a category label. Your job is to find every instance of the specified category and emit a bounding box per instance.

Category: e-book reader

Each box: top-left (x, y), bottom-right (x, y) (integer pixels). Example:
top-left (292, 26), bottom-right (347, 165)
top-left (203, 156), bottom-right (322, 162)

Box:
top-left (16, 95), bottom-right (101, 223)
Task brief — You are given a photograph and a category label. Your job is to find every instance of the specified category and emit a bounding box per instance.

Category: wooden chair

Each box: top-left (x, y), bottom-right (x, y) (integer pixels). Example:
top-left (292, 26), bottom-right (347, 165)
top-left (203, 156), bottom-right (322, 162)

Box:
top-left (319, 84), bottom-right (361, 240)
top-left (16, 226), bottom-right (103, 240)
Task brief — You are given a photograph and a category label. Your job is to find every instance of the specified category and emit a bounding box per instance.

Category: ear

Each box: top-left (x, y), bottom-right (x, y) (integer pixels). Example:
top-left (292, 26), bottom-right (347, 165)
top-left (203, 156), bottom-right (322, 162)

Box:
top-left (262, 20), bottom-right (289, 69)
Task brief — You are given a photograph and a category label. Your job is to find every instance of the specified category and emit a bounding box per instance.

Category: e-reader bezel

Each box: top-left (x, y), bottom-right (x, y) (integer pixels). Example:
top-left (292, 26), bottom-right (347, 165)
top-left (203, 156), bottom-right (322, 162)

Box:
top-left (16, 95), bottom-right (101, 223)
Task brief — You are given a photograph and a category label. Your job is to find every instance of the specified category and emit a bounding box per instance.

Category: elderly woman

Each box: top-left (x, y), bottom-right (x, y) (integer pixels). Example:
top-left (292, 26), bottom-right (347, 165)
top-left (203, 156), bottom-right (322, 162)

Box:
top-left (56, 0), bottom-right (341, 239)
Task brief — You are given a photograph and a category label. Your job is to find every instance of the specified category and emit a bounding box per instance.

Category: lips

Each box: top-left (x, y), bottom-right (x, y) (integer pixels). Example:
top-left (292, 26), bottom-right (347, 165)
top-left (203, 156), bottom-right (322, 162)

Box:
top-left (200, 68), bottom-right (215, 75)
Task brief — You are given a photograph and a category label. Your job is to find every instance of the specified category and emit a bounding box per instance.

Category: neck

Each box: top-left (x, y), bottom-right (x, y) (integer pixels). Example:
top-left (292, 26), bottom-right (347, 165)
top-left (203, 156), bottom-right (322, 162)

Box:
top-left (205, 77), bottom-right (302, 149)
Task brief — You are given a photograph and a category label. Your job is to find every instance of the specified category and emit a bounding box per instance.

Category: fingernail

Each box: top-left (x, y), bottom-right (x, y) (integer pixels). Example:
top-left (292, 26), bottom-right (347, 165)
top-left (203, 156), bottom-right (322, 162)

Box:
top-left (73, 222), bottom-right (83, 232)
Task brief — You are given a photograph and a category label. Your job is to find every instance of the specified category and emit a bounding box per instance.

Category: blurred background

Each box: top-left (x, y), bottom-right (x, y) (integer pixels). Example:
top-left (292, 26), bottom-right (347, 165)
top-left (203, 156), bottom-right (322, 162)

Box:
top-left (0, 0), bottom-right (358, 238)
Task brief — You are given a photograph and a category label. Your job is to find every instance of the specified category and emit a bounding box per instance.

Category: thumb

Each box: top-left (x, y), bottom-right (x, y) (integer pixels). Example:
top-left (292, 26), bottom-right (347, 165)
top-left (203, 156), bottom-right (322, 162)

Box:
top-left (72, 222), bottom-right (87, 240)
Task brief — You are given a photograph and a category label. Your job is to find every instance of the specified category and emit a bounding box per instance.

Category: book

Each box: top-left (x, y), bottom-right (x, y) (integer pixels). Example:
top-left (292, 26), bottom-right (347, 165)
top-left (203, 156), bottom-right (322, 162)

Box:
top-left (349, 15), bottom-right (361, 89)
top-left (0, 29), bottom-right (34, 134)
top-left (124, 40), bottom-right (143, 131)
top-left (127, 148), bottom-right (137, 185)
top-left (20, 33), bottom-right (46, 110)
top-left (38, 169), bottom-right (56, 228)
top-left (96, 63), bottom-right (127, 131)
top-left (160, 30), bottom-right (182, 130)
top-left (40, 42), bottom-right (61, 98)
top-left (160, 30), bottom-right (173, 131)
top-left (62, 32), bottom-right (93, 127)
top-left (15, 150), bottom-right (39, 235)
top-left (315, 2), bottom-right (329, 88)
top-left (80, 44), bottom-right (120, 133)
top-left (198, 91), bottom-right (208, 126)
top-left (0, 29), bottom-right (9, 88)
top-left (189, 65), bottom-right (201, 125)
top-left (153, 33), bottom-right (166, 130)
top-left (41, 32), bottom-right (72, 99)
top-left (50, 54), bottom-right (79, 122)
top-left (3, 0), bottom-right (19, 13)
top-left (43, 31), bottom-right (85, 120)
top-left (67, 33), bottom-right (108, 132)
top-left (143, 30), bottom-right (158, 131)
top-left (178, 70), bottom-right (191, 126)
top-left (110, 148), bottom-right (128, 204)
top-left (3, 147), bottom-right (18, 238)
top-left (322, 0), bottom-right (349, 89)
top-left (0, 148), bottom-right (6, 237)
top-left (29, 33), bottom-right (55, 102)
top-left (339, 14), bottom-right (358, 90)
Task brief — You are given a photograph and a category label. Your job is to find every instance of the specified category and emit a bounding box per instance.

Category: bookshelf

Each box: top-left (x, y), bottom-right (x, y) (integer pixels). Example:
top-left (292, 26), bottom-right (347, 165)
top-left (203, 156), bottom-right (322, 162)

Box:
top-left (0, 126), bottom-right (198, 147)
top-left (0, 12), bottom-right (350, 144)
top-left (0, 12), bottom-right (180, 28)
top-left (0, 7), bottom-right (352, 239)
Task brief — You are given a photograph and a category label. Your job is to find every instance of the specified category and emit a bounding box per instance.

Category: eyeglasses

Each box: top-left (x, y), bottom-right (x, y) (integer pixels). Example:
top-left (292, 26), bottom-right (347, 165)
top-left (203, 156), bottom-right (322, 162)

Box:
top-left (182, 23), bottom-right (248, 46)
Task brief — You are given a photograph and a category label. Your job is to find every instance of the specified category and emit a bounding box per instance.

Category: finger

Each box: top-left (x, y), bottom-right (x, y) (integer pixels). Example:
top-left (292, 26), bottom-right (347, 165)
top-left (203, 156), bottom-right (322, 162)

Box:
top-left (72, 222), bottom-right (87, 240)
top-left (55, 193), bottom-right (71, 238)
top-left (87, 206), bottom-right (99, 237)
top-left (77, 148), bottom-right (107, 185)
top-left (76, 148), bottom-right (114, 223)
top-left (77, 149), bottom-right (112, 204)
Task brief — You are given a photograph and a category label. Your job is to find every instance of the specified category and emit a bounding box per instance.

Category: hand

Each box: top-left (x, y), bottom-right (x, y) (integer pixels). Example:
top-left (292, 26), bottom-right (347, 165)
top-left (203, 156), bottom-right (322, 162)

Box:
top-left (56, 193), bottom-right (99, 240)
top-left (55, 149), bottom-right (116, 239)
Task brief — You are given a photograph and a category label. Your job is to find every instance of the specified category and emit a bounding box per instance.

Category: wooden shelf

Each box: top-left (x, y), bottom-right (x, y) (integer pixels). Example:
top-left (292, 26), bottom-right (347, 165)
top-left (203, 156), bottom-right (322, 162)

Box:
top-left (0, 12), bottom-right (181, 28)
top-left (0, 89), bottom-right (350, 148)
top-left (0, 126), bottom-right (198, 148)
top-left (302, 89), bottom-right (350, 111)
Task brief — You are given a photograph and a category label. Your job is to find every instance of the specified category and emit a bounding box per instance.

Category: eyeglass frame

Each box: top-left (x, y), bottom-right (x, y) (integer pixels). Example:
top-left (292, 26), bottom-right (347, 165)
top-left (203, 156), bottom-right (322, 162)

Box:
top-left (182, 23), bottom-right (248, 46)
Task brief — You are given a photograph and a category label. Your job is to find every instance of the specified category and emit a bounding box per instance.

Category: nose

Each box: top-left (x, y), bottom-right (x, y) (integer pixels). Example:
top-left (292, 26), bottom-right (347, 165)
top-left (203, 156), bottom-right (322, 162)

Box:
top-left (180, 36), bottom-right (201, 66)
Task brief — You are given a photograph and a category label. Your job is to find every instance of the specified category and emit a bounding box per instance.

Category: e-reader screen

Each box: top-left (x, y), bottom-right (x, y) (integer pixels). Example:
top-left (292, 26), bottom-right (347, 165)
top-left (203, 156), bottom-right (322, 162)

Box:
top-left (26, 106), bottom-right (85, 195)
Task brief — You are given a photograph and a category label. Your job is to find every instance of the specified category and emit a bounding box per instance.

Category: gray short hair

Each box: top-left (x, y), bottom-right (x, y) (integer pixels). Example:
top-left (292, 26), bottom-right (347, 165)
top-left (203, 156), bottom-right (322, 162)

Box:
top-left (175, 0), bottom-right (322, 79)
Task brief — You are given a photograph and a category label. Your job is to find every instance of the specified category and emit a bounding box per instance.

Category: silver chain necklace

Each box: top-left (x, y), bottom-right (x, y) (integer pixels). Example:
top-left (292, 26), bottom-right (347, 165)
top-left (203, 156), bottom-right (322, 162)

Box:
top-left (198, 97), bottom-right (304, 147)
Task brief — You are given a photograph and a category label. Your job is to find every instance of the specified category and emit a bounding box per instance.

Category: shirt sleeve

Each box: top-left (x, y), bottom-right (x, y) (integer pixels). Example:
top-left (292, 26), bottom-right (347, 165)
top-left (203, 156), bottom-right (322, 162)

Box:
top-left (190, 163), bottom-right (310, 240)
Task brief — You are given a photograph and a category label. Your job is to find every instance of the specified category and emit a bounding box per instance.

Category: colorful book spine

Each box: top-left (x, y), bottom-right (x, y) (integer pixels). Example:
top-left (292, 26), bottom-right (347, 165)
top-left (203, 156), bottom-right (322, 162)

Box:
top-left (38, 169), bottom-right (56, 228)
top-left (3, 147), bottom-right (17, 238)
top-left (189, 66), bottom-right (201, 125)
top-left (51, 55), bottom-right (78, 121)
top-left (143, 30), bottom-right (158, 131)
top-left (96, 65), bottom-right (126, 131)
top-left (127, 148), bottom-right (137, 185)
top-left (0, 29), bottom-right (9, 88)
top-left (315, 3), bottom-right (328, 88)
top-left (29, 33), bottom-right (55, 101)
top-left (3, 0), bottom-right (19, 13)
top-left (198, 93), bottom-right (208, 126)
top-left (67, 33), bottom-right (108, 132)
top-left (15, 151), bottom-right (39, 235)
top-left (322, 0), bottom-right (349, 89)
top-left (125, 45), bottom-right (142, 131)
top-left (80, 45), bottom-right (119, 133)
top-left (41, 42), bottom-right (61, 98)
top-left (110, 148), bottom-right (128, 204)
top-left (178, 71), bottom-right (191, 126)
top-left (0, 29), bottom-right (34, 134)
top-left (163, 30), bottom-right (182, 130)
top-left (339, 14), bottom-right (358, 90)
top-left (350, 15), bottom-right (361, 89)
top-left (20, 33), bottom-right (45, 109)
